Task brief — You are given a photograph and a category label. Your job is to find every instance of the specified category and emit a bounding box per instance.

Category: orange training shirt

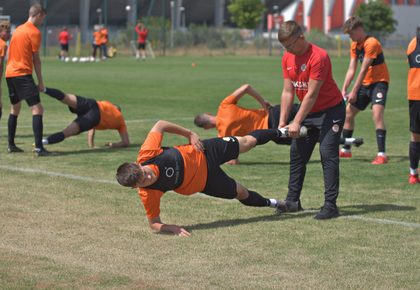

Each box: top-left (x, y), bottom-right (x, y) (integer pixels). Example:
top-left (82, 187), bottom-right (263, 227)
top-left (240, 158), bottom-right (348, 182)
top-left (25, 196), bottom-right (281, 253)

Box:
top-left (350, 37), bottom-right (390, 86)
top-left (6, 21), bottom-right (41, 78)
top-left (94, 101), bottom-right (127, 133)
top-left (93, 31), bottom-right (101, 45)
top-left (407, 37), bottom-right (420, 101)
top-left (136, 131), bottom-right (208, 218)
top-left (216, 95), bottom-right (268, 137)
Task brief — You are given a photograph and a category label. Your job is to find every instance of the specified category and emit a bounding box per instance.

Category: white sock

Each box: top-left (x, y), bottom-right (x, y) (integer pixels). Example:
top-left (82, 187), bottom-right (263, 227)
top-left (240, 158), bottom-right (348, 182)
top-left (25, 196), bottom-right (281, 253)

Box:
top-left (378, 152), bottom-right (386, 157)
top-left (269, 199), bottom-right (278, 208)
top-left (344, 138), bottom-right (355, 145)
top-left (410, 168), bottom-right (418, 175)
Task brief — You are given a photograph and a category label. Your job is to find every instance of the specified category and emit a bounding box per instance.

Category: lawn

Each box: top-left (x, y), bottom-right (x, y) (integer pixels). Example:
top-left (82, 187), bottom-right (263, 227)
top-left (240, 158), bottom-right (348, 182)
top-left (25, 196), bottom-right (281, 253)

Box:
top-left (0, 55), bottom-right (419, 289)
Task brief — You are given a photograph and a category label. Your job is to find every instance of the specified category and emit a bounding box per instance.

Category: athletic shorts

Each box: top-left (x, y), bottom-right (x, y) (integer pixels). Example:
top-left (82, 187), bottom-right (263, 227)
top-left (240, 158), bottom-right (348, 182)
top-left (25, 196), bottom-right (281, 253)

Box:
top-left (409, 100), bottom-right (420, 134)
top-left (201, 137), bottom-right (240, 199)
top-left (138, 43), bottom-right (146, 50)
top-left (60, 43), bottom-right (69, 52)
top-left (6, 75), bottom-right (41, 106)
top-left (68, 96), bottom-right (100, 132)
top-left (352, 81), bottom-right (388, 111)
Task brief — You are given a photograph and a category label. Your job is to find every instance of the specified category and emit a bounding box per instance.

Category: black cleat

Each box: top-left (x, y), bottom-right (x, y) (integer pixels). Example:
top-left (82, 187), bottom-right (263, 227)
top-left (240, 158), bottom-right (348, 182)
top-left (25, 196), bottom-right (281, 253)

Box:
top-left (276, 200), bottom-right (304, 215)
top-left (33, 147), bottom-right (52, 157)
top-left (8, 145), bottom-right (24, 153)
top-left (314, 205), bottom-right (340, 220)
top-left (353, 138), bottom-right (364, 147)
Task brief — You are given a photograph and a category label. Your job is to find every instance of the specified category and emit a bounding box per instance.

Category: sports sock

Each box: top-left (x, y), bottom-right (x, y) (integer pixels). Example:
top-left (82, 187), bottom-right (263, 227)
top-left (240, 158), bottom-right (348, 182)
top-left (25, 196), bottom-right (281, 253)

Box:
top-left (248, 129), bottom-right (281, 145)
top-left (8, 114), bottom-right (18, 146)
top-left (46, 132), bottom-right (65, 145)
top-left (409, 141), bottom-right (420, 172)
top-left (33, 114), bottom-right (44, 149)
top-left (0, 107), bottom-right (2, 120)
top-left (376, 129), bottom-right (386, 153)
top-left (342, 129), bottom-right (353, 150)
top-left (239, 190), bottom-right (271, 207)
top-left (44, 87), bottom-right (66, 101)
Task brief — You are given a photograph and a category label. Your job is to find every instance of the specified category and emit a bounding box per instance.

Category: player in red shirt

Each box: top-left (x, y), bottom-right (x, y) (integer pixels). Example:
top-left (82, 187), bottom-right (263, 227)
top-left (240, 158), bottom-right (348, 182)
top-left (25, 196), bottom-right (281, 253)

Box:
top-left (40, 87), bottom-right (129, 149)
top-left (0, 20), bottom-right (11, 122)
top-left (135, 22), bottom-right (148, 60)
top-left (276, 21), bottom-right (345, 219)
top-left (58, 27), bottom-right (71, 61)
top-left (116, 120), bottom-right (292, 236)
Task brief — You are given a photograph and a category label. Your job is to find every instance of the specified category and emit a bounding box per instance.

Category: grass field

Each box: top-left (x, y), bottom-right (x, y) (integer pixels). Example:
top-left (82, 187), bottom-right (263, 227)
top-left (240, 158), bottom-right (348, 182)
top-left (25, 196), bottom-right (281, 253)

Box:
top-left (1, 55), bottom-right (419, 289)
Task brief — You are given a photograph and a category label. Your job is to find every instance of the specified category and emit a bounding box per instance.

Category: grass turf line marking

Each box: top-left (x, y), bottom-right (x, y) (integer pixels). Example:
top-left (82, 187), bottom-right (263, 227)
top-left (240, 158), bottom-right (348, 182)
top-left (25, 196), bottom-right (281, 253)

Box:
top-left (1, 164), bottom-right (419, 229)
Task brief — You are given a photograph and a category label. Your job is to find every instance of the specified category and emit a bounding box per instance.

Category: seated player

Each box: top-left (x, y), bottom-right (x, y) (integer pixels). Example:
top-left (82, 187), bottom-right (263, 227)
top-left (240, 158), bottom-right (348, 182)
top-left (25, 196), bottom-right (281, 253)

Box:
top-left (194, 84), bottom-right (364, 163)
top-left (116, 120), bottom-right (295, 236)
top-left (41, 87), bottom-right (129, 148)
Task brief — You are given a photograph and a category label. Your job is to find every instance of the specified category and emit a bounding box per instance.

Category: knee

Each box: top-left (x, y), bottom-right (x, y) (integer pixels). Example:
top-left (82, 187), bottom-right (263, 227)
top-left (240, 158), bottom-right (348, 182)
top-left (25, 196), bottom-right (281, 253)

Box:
top-left (31, 104), bottom-right (44, 115)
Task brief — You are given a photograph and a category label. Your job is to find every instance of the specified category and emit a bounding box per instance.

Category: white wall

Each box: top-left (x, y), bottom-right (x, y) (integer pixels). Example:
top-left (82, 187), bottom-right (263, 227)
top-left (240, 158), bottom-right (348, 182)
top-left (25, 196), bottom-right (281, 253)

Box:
top-left (392, 5), bottom-right (420, 37)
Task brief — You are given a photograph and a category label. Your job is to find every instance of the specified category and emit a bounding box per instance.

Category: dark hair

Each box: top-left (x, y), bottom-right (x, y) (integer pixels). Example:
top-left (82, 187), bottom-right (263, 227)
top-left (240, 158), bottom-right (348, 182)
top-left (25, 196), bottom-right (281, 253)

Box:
top-left (278, 20), bottom-right (304, 42)
top-left (194, 113), bottom-right (211, 128)
top-left (116, 162), bottom-right (142, 187)
top-left (343, 16), bottom-right (363, 34)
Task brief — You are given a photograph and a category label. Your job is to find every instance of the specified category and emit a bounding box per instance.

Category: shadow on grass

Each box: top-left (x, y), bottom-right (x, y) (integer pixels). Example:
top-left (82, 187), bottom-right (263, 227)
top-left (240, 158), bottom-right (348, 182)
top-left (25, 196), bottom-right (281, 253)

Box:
top-left (46, 143), bottom-right (141, 156)
top-left (186, 203), bottom-right (416, 232)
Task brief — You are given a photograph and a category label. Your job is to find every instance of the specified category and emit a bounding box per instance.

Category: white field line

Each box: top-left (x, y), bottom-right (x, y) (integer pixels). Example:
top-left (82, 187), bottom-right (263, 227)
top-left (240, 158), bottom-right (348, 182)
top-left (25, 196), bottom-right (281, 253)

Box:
top-left (0, 117), bottom-right (192, 129)
top-left (1, 164), bottom-right (419, 229)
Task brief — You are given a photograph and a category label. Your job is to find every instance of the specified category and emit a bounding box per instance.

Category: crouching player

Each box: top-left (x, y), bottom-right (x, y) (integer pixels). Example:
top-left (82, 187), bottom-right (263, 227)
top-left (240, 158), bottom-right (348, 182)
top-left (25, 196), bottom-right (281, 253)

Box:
top-left (116, 120), bottom-right (291, 236)
top-left (41, 87), bottom-right (129, 148)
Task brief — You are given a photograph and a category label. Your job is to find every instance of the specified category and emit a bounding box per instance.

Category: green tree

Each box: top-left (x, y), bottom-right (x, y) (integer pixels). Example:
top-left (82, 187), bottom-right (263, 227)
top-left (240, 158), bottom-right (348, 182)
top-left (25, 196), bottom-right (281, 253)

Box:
top-left (228, 0), bottom-right (266, 29)
top-left (355, 0), bottom-right (397, 40)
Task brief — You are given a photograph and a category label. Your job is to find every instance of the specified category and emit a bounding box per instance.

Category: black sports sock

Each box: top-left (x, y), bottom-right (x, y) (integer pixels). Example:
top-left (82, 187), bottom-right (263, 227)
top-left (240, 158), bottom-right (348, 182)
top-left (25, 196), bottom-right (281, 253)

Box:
top-left (248, 129), bottom-right (281, 145)
top-left (8, 114), bottom-right (18, 146)
top-left (33, 114), bottom-right (44, 149)
top-left (342, 129), bottom-right (353, 150)
top-left (376, 129), bottom-right (386, 153)
top-left (239, 190), bottom-right (270, 207)
top-left (47, 132), bottom-right (65, 145)
top-left (0, 106), bottom-right (2, 120)
top-left (44, 87), bottom-right (66, 101)
top-left (409, 141), bottom-right (420, 170)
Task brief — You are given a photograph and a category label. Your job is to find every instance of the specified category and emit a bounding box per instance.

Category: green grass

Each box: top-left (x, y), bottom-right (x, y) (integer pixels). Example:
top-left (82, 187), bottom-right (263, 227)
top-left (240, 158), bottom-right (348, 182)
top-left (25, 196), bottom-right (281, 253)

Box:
top-left (0, 55), bottom-right (419, 289)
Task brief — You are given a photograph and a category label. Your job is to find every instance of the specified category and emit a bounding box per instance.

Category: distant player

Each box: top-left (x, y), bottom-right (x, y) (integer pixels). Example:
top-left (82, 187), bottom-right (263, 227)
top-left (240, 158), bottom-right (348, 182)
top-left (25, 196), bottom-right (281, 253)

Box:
top-left (116, 120), bottom-right (288, 236)
top-left (58, 27), bottom-right (71, 61)
top-left (194, 84), bottom-right (363, 164)
top-left (407, 34), bottom-right (420, 184)
top-left (41, 87), bottom-right (129, 149)
top-left (135, 22), bottom-right (148, 60)
top-left (100, 25), bottom-right (108, 59)
top-left (0, 20), bottom-right (11, 122)
top-left (92, 25), bottom-right (102, 60)
top-left (340, 16), bottom-right (390, 164)
top-left (5, 4), bottom-right (49, 156)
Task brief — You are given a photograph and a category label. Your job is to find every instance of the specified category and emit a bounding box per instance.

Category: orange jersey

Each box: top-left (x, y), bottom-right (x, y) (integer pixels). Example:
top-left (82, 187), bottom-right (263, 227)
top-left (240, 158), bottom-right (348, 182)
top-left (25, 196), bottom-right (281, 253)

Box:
top-left (0, 38), bottom-right (7, 57)
top-left (350, 37), bottom-right (390, 85)
top-left (136, 132), bottom-right (208, 218)
top-left (100, 28), bottom-right (108, 44)
top-left (216, 95), bottom-right (268, 137)
top-left (58, 30), bottom-right (70, 44)
top-left (93, 31), bottom-right (101, 45)
top-left (5, 21), bottom-right (41, 78)
top-left (407, 37), bottom-right (420, 101)
top-left (94, 101), bottom-right (127, 133)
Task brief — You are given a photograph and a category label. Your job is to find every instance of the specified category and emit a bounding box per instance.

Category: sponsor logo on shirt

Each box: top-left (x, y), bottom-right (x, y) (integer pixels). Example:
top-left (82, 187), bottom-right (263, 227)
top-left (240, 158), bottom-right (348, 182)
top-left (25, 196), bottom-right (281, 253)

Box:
top-left (291, 81), bottom-right (309, 90)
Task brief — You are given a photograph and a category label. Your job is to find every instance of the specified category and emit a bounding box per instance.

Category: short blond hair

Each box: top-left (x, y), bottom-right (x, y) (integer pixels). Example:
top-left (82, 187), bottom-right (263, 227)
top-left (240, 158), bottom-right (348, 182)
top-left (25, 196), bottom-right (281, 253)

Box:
top-left (277, 20), bottom-right (304, 42)
top-left (343, 16), bottom-right (363, 34)
top-left (29, 3), bottom-right (47, 17)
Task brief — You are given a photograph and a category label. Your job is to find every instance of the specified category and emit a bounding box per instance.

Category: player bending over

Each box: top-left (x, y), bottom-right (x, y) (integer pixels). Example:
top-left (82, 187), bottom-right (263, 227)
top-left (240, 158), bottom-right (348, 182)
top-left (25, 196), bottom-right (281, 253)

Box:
top-left (41, 87), bottom-right (129, 148)
top-left (116, 120), bottom-right (294, 236)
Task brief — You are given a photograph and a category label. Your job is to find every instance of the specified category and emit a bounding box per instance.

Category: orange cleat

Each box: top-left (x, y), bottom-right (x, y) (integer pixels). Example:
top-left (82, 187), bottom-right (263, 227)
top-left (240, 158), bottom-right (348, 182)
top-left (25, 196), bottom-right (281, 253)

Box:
top-left (409, 174), bottom-right (420, 184)
top-left (371, 155), bottom-right (388, 165)
top-left (339, 150), bottom-right (352, 158)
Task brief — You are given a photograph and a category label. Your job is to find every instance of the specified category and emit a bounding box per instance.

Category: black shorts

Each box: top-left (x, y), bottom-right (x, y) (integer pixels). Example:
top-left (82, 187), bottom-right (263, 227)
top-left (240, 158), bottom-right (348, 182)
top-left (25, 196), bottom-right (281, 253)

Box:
top-left (352, 81), bottom-right (388, 111)
top-left (138, 43), bottom-right (146, 50)
top-left (409, 100), bottom-right (420, 134)
top-left (60, 43), bottom-right (69, 52)
top-left (6, 75), bottom-right (41, 106)
top-left (69, 96), bottom-right (100, 132)
top-left (201, 137), bottom-right (240, 199)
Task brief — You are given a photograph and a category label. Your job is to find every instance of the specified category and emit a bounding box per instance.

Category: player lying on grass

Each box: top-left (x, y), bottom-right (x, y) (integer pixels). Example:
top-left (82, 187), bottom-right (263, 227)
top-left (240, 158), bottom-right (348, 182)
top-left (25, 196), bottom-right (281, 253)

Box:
top-left (41, 87), bottom-right (129, 148)
top-left (194, 84), bottom-right (364, 164)
top-left (116, 120), bottom-right (302, 236)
